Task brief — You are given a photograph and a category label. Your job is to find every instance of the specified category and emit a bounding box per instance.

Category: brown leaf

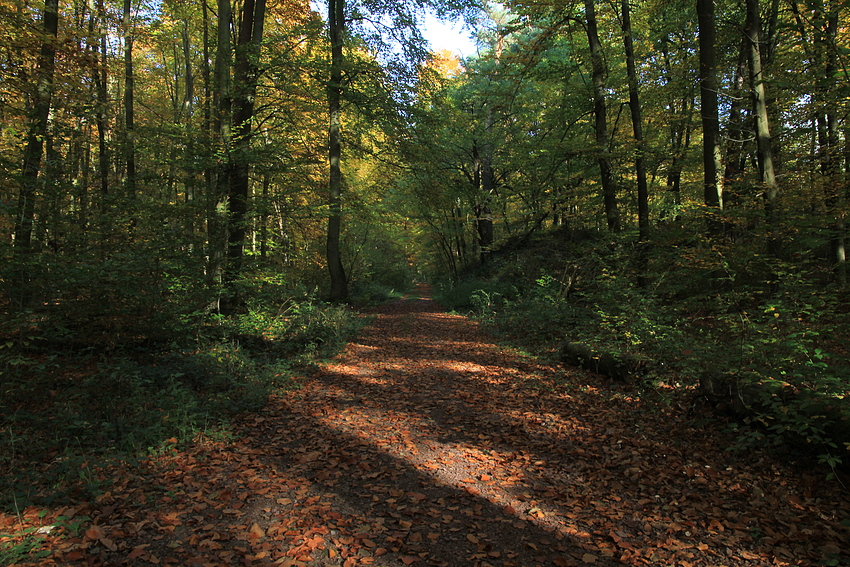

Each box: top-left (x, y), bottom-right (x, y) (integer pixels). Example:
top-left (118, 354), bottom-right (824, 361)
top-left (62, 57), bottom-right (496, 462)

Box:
top-left (85, 525), bottom-right (105, 541)
top-left (127, 545), bottom-right (148, 560)
top-left (249, 523), bottom-right (265, 540)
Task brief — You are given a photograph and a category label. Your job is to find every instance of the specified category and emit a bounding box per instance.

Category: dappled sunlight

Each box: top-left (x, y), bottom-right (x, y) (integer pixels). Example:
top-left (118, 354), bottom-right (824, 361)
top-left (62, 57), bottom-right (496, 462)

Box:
top-left (3, 295), bottom-right (847, 567)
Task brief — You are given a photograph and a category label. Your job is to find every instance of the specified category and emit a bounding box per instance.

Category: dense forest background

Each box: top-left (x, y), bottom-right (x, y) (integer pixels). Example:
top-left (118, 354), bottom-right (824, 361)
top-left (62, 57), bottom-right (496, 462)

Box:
top-left (3, 0), bottom-right (850, 518)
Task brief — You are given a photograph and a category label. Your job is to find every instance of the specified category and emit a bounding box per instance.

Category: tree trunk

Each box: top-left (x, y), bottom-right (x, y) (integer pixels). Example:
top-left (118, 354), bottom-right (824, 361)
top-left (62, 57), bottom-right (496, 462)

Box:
top-left (208, 0), bottom-right (232, 302)
top-left (15, 0), bottom-right (59, 254)
top-left (745, 0), bottom-right (781, 255)
top-left (660, 43), bottom-right (694, 220)
top-left (697, 0), bottom-right (724, 223)
top-left (221, 0), bottom-right (266, 312)
top-left (815, 8), bottom-right (844, 283)
top-left (327, 0), bottom-right (348, 301)
top-left (123, 0), bottom-right (136, 198)
top-left (260, 171), bottom-right (270, 258)
top-left (92, 0), bottom-right (110, 252)
top-left (584, 0), bottom-right (620, 232)
top-left (621, 0), bottom-right (648, 240)
top-left (723, 39), bottom-right (749, 210)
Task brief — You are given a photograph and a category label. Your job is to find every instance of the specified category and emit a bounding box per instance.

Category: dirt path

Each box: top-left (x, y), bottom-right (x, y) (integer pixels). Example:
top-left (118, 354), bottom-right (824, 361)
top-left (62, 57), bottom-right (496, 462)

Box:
top-left (7, 286), bottom-right (850, 566)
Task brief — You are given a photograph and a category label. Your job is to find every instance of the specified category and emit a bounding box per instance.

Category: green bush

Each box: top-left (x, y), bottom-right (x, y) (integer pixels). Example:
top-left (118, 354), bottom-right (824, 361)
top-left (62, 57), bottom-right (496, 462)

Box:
top-left (451, 226), bottom-right (850, 469)
top-left (0, 282), bottom-right (366, 512)
top-left (434, 278), bottom-right (519, 313)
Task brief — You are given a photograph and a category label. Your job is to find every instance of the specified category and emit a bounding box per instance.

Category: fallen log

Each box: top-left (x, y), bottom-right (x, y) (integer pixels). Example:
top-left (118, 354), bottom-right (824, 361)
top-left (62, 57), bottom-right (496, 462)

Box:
top-left (559, 341), bottom-right (651, 381)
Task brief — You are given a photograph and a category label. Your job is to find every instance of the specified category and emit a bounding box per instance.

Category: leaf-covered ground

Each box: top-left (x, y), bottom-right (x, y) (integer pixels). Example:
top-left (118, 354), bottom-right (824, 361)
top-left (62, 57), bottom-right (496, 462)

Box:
top-left (3, 285), bottom-right (849, 566)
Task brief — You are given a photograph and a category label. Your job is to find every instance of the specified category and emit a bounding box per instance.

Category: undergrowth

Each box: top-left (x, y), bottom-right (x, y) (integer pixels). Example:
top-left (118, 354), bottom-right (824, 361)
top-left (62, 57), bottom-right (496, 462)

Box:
top-left (0, 274), bottom-right (367, 513)
top-left (437, 227), bottom-right (850, 473)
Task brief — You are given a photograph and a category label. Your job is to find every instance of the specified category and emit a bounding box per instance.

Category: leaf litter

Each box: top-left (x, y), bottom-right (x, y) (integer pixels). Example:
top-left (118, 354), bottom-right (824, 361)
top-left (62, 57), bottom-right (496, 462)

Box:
top-left (2, 286), bottom-right (849, 566)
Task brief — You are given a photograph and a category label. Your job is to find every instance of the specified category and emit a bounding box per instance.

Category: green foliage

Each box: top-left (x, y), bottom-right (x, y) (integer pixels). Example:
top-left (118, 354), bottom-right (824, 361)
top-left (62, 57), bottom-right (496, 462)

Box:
top-left (0, 527), bottom-right (52, 566)
top-left (0, 513), bottom-right (91, 567)
top-left (433, 278), bottom-right (519, 314)
top-left (444, 226), bottom-right (850, 470)
top-left (349, 281), bottom-right (405, 305)
top-left (0, 276), bottom-right (365, 512)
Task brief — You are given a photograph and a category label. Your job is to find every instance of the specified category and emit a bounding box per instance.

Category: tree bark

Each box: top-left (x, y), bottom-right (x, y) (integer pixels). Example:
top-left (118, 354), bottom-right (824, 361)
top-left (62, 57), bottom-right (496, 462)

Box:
top-left (584, 0), bottom-right (620, 232)
top-left (123, 0), bottom-right (136, 198)
top-left (745, 0), bottom-right (781, 255)
top-left (15, 0), bottom-right (59, 256)
top-left (327, 0), bottom-right (348, 301)
top-left (723, 39), bottom-right (749, 210)
top-left (221, 0), bottom-right (266, 312)
top-left (621, 0), bottom-right (648, 240)
top-left (208, 0), bottom-right (232, 301)
top-left (697, 0), bottom-right (724, 223)
top-left (93, 0), bottom-right (110, 204)
top-left (814, 7), bottom-right (844, 283)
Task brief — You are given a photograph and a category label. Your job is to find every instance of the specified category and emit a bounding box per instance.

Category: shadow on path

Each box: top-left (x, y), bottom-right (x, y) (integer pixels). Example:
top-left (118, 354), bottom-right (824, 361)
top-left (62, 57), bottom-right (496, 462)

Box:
top-left (10, 285), bottom-right (848, 566)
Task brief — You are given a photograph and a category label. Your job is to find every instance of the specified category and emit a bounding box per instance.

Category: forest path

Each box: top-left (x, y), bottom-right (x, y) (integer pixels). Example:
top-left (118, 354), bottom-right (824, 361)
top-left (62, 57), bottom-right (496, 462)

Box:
top-left (16, 285), bottom-right (849, 566)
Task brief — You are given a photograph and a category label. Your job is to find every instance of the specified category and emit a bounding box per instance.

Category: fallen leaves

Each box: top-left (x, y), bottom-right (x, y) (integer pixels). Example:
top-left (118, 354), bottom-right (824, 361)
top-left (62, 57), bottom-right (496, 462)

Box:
top-left (2, 291), bottom-right (849, 567)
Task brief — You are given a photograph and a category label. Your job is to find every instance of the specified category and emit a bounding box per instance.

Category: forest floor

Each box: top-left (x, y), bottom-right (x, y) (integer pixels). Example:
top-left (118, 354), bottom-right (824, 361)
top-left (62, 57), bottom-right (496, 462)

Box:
top-left (3, 284), bottom-right (850, 567)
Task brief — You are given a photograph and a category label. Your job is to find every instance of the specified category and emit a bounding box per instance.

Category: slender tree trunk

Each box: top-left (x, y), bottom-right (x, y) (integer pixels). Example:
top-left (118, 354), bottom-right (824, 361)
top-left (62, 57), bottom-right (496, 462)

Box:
top-left (818, 8), bottom-right (844, 283)
top-left (15, 0), bottom-right (59, 254)
top-left (208, 0), bottom-right (232, 300)
top-left (697, 0), bottom-right (724, 225)
top-left (327, 0), bottom-right (348, 301)
top-left (666, 99), bottom-right (692, 217)
top-left (723, 39), bottom-right (749, 210)
top-left (180, 21), bottom-right (197, 253)
top-left (745, 0), bottom-right (780, 255)
top-left (260, 171), bottom-right (270, 258)
top-left (621, 0), bottom-right (648, 240)
top-left (200, 0), bottom-right (215, 266)
top-left (477, 170), bottom-right (494, 263)
top-left (92, 0), bottom-right (110, 244)
top-left (585, 0), bottom-right (620, 232)
top-left (660, 43), bottom-right (694, 219)
top-left (123, 0), bottom-right (136, 198)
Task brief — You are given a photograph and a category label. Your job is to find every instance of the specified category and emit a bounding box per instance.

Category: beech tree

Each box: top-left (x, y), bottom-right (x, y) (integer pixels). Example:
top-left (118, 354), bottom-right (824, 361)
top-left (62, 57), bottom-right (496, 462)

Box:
top-left (696, 0), bottom-right (723, 218)
top-left (620, 0), bottom-right (648, 240)
top-left (584, 0), bottom-right (620, 232)
top-left (222, 0), bottom-right (267, 312)
top-left (744, 0), bottom-right (779, 254)
top-left (15, 0), bottom-right (59, 257)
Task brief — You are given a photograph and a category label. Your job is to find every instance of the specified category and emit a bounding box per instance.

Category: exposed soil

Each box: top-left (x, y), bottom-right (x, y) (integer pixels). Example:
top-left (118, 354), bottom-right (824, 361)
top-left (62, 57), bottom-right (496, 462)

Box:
top-left (3, 284), bottom-right (849, 566)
